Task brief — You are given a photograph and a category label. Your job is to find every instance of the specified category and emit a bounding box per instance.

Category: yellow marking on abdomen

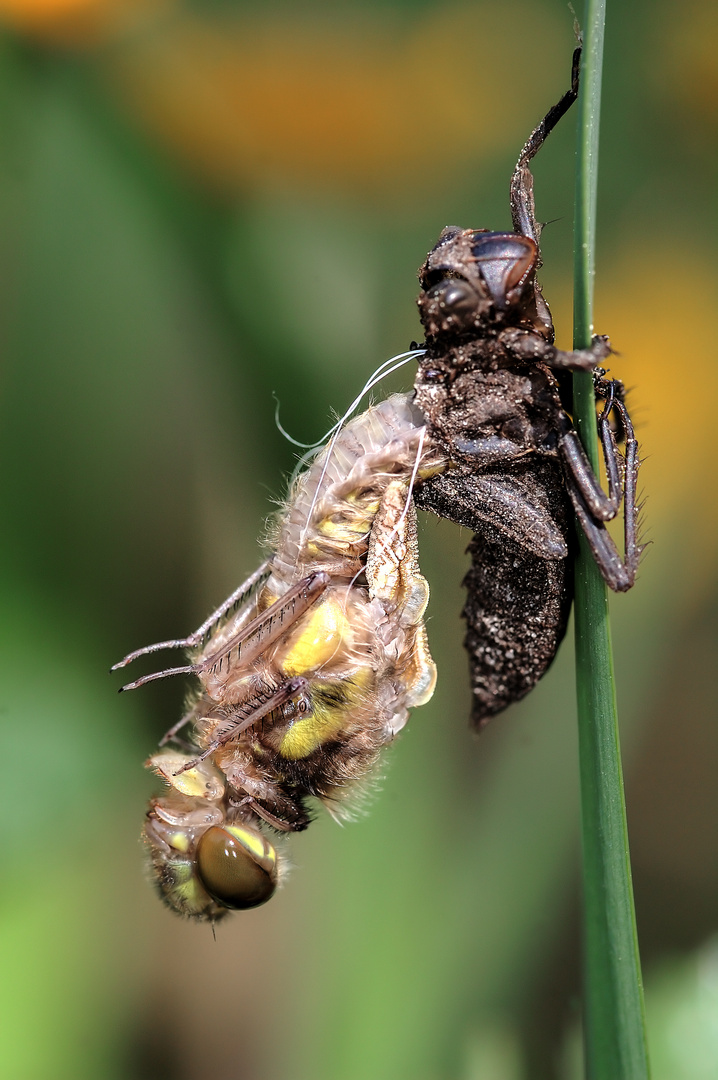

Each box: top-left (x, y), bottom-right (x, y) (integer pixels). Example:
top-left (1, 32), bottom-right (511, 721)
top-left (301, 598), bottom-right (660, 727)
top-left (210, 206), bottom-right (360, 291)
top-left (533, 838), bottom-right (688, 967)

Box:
top-left (279, 673), bottom-right (370, 760)
top-left (278, 704), bottom-right (347, 760)
top-left (280, 596), bottom-right (352, 676)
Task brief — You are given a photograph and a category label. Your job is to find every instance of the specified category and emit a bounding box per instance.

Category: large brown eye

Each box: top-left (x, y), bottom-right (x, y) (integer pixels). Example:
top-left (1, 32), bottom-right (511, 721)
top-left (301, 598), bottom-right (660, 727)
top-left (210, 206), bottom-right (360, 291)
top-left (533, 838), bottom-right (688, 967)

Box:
top-left (440, 279), bottom-right (475, 312)
top-left (470, 232), bottom-right (537, 308)
top-left (196, 825), bottom-right (278, 909)
top-left (425, 276), bottom-right (478, 325)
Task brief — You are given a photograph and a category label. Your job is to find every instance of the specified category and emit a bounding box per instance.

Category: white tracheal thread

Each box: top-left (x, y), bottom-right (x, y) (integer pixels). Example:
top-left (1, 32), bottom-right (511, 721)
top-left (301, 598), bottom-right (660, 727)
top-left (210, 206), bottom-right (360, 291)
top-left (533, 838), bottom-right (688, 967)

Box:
top-left (295, 350), bottom-right (426, 551)
top-left (275, 349), bottom-right (426, 451)
top-left (395, 425), bottom-right (426, 536)
top-left (287, 349), bottom-right (425, 499)
top-left (277, 349), bottom-right (424, 501)
top-left (285, 350), bottom-right (425, 495)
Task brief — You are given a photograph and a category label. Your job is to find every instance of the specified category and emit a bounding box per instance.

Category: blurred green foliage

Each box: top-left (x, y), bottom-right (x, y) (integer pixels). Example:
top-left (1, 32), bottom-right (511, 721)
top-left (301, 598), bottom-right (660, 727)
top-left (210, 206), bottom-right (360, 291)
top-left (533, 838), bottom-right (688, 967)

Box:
top-left (0, 2), bottom-right (715, 1078)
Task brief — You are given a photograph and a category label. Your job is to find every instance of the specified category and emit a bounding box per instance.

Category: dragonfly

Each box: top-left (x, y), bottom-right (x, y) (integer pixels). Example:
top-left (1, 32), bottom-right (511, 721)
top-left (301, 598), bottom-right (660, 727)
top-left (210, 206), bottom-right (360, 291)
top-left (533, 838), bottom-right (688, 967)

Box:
top-left (116, 48), bottom-right (639, 922)
top-left (114, 393), bottom-right (444, 920)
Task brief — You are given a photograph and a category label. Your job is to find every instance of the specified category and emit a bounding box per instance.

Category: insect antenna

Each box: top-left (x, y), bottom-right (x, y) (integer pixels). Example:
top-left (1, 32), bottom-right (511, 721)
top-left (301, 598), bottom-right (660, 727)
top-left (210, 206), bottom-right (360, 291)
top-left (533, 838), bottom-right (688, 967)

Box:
top-left (394, 426), bottom-right (426, 534)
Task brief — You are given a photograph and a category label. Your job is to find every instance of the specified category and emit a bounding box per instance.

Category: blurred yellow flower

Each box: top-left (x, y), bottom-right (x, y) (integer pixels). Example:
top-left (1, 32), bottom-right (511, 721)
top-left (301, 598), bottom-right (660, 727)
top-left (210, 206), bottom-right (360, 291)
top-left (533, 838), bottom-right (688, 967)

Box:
top-left (552, 249), bottom-right (718, 585)
top-left (0, 0), bottom-right (95, 14)
top-left (0, 0), bottom-right (166, 47)
top-left (597, 254), bottom-right (718, 519)
top-left (658, 0), bottom-right (718, 129)
top-left (109, 4), bottom-right (564, 198)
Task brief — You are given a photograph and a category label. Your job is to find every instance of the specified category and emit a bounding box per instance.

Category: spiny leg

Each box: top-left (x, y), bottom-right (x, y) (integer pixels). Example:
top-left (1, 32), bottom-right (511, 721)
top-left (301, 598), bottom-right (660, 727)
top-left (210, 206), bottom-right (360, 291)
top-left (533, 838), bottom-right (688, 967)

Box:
top-left (117, 571), bottom-right (330, 692)
top-left (199, 570), bottom-right (330, 677)
top-left (118, 662), bottom-right (196, 692)
top-left (569, 491), bottom-right (636, 593)
top-left (234, 796), bottom-right (298, 833)
top-left (159, 713), bottom-right (196, 748)
top-left (559, 384), bottom-right (624, 522)
top-left (173, 676), bottom-right (309, 775)
top-left (159, 696), bottom-right (211, 747)
top-left (510, 46), bottom-right (581, 245)
top-left (112, 560), bottom-right (271, 671)
top-left (501, 327), bottom-right (612, 373)
top-left (161, 731), bottom-right (195, 753)
top-left (546, 335), bottom-right (612, 372)
top-left (599, 381), bottom-right (641, 579)
top-left (563, 379), bottom-right (641, 592)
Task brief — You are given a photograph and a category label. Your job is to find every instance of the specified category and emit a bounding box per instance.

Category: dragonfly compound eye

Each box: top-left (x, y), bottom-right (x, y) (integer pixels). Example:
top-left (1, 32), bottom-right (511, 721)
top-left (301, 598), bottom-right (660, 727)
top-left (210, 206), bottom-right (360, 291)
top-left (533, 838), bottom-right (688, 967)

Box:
top-left (469, 232), bottom-right (537, 309)
top-left (196, 824), bottom-right (278, 910)
top-left (420, 274), bottom-right (482, 336)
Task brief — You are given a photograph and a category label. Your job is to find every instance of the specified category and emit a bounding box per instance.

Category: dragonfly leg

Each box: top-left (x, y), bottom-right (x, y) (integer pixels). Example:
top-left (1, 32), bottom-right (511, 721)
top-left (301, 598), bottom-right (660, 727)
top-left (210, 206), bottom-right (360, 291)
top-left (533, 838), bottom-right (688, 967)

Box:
top-left (116, 570), bottom-right (328, 693)
top-left (111, 560), bottom-right (271, 671)
top-left (173, 677), bottom-right (309, 775)
top-left (198, 571), bottom-right (330, 683)
top-left (234, 796), bottom-right (298, 833)
top-left (159, 700), bottom-right (206, 747)
top-left (562, 379), bottom-right (642, 592)
top-left (559, 383), bottom-right (624, 522)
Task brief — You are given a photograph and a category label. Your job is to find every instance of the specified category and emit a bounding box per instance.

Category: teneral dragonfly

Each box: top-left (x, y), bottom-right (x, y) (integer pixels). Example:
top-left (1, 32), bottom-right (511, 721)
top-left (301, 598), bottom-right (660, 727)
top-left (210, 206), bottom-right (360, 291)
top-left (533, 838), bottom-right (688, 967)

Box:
top-left (114, 393), bottom-right (444, 920)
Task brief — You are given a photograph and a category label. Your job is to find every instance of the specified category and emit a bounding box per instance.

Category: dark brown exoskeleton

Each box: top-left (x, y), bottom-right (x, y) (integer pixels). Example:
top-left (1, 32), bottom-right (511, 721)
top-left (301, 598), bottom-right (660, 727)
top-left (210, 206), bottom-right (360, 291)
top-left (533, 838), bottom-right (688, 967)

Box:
top-left (413, 48), bottom-right (641, 726)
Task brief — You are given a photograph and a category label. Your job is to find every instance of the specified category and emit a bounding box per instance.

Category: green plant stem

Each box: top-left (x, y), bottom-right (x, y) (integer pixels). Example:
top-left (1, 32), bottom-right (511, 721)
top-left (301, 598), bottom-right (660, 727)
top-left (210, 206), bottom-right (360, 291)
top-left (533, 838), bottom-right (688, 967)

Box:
top-left (572, 3), bottom-right (650, 1078)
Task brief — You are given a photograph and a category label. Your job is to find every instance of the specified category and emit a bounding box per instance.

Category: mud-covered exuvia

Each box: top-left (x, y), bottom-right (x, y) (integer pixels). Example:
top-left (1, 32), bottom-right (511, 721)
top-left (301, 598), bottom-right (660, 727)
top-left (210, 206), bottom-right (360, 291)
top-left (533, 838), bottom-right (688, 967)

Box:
top-left (413, 47), bottom-right (640, 724)
top-left (115, 48), bottom-right (640, 921)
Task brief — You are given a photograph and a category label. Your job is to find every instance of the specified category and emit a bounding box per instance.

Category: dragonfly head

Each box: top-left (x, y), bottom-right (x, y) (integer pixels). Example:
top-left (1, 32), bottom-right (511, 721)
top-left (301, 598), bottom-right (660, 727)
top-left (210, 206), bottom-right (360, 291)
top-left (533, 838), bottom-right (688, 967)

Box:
top-left (144, 753), bottom-right (279, 919)
top-left (417, 227), bottom-right (540, 339)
